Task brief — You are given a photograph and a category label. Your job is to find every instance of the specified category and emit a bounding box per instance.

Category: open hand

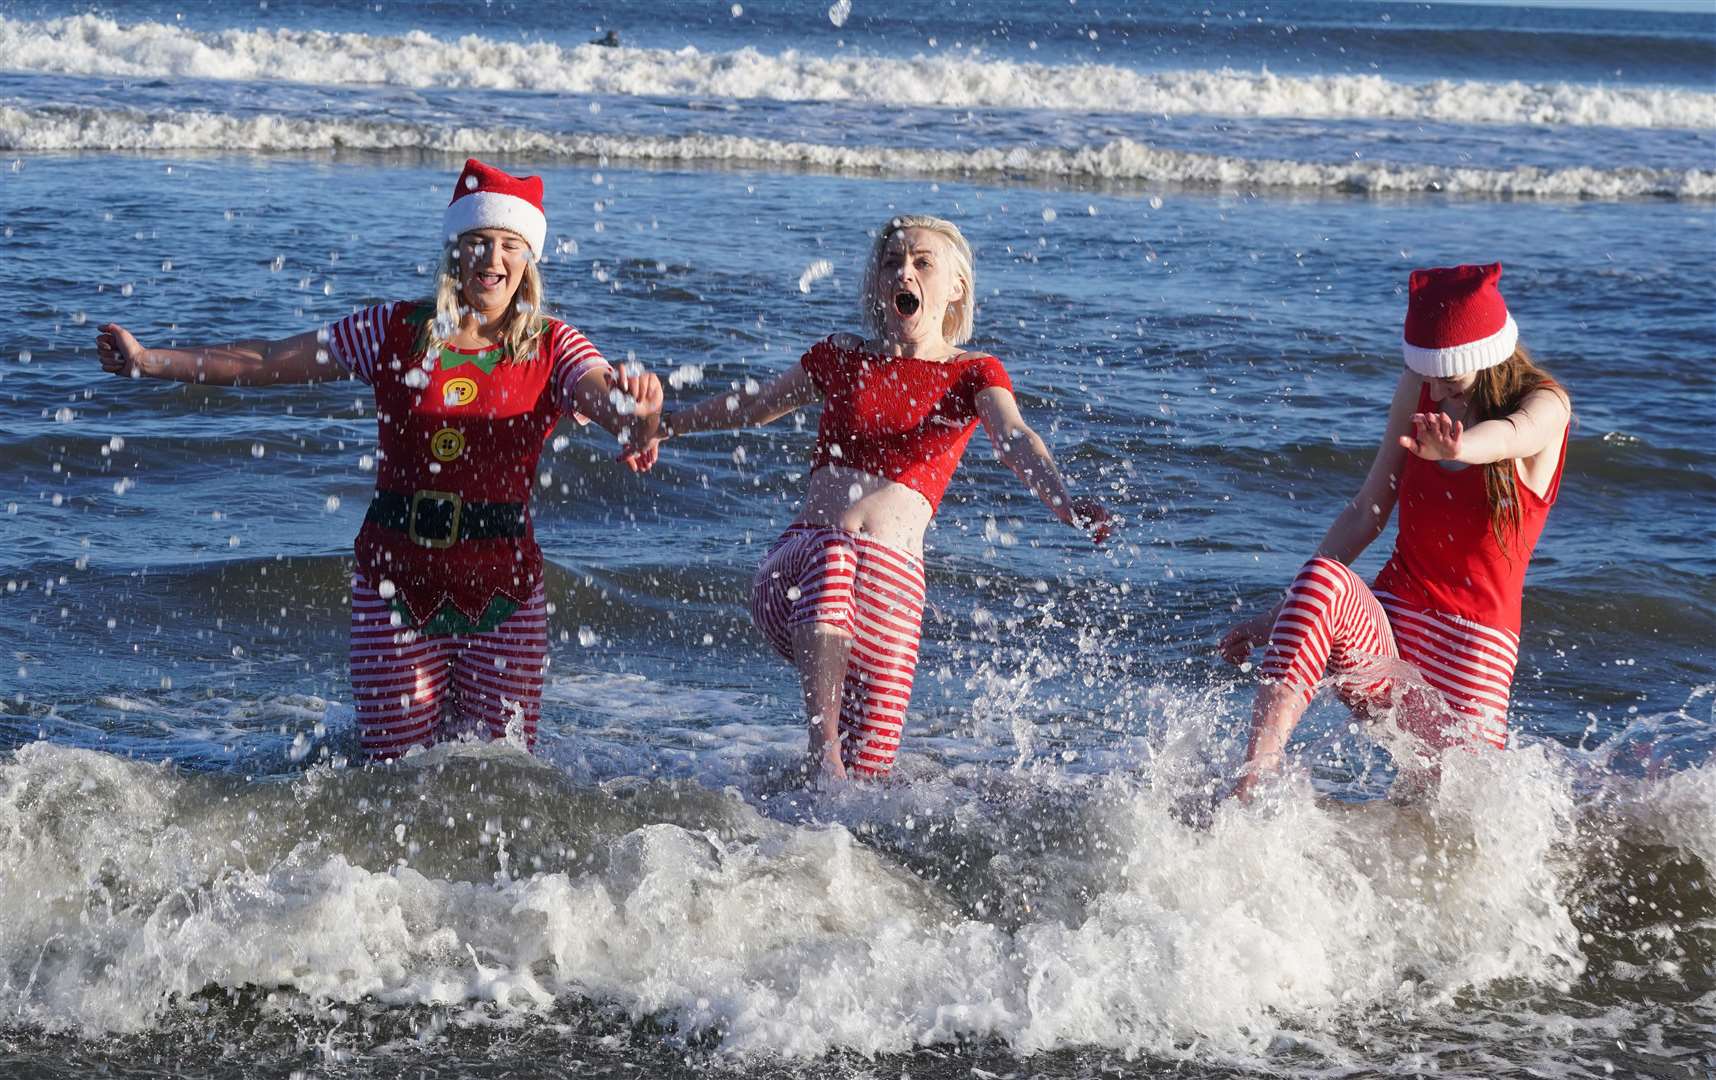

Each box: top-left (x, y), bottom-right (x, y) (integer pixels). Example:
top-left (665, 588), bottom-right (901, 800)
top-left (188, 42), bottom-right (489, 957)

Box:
top-left (1399, 411), bottom-right (1463, 462)
top-left (1068, 498), bottom-right (1114, 545)
top-left (96, 323), bottom-right (150, 378)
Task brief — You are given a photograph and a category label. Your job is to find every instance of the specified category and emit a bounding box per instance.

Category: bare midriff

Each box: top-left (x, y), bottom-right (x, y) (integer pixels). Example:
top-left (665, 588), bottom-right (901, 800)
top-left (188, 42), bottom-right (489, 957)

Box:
top-left (794, 464), bottom-right (934, 556)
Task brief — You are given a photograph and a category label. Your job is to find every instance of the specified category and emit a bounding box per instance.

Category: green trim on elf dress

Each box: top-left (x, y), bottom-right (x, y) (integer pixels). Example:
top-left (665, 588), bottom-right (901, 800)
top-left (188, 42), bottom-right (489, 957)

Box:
top-left (391, 593), bottom-right (521, 637)
top-left (437, 345), bottom-right (508, 374)
top-left (403, 302), bottom-right (511, 373)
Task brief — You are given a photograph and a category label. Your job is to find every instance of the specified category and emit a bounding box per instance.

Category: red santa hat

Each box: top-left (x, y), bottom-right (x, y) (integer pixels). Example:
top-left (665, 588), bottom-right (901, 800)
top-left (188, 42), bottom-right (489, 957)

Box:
top-left (1401, 262), bottom-right (1519, 378)
top-left (442, 158), bottom-right (547, 258)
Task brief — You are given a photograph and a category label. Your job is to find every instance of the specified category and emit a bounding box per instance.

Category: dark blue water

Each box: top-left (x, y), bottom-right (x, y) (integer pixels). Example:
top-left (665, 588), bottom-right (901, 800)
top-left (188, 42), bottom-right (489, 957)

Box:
top-left (1, 2), bottom-right (1713, 1077)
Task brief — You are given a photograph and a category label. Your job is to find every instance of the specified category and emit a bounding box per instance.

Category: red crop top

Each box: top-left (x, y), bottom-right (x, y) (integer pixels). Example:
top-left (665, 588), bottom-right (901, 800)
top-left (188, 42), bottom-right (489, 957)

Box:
top-left (800, 336), bottom-right (1013, 513)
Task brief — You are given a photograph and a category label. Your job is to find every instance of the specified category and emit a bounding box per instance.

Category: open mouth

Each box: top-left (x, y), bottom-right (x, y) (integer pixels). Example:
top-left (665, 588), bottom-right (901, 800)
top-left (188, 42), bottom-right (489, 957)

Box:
top-left (893, 291), bottom-right (920, 317)
top-left (474, 272), bottom-right (505, 289)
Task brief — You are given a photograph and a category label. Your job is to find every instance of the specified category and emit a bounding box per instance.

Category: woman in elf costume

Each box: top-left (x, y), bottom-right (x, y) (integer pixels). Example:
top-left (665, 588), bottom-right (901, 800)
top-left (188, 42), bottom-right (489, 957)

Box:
top-left (1219, 263), bottom-right (1571, 799)
top-left (96, 159), bottom-right (663, 760)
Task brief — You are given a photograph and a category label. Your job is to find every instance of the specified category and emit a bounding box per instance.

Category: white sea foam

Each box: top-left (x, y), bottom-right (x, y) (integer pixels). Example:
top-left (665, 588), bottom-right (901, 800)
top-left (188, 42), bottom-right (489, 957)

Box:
top-left (3, 729), bottom-right (1681, 1060)
top-left (3, 14), bottom-right (1712, 130)
top-left (6, 105), bottom-right (1713, 201)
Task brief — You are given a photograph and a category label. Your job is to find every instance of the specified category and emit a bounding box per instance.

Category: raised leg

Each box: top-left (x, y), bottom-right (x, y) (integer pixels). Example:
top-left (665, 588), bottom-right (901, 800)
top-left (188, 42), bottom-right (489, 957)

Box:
top-left (1241, 556), bottom-right (1399, 793)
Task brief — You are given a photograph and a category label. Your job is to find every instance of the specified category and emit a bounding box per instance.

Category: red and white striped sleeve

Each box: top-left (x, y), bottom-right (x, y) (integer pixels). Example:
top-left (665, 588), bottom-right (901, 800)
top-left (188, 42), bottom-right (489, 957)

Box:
top-left (546, 320), bottom-right (612, 423)
top-left (323, 302), bottom-right (401, 385)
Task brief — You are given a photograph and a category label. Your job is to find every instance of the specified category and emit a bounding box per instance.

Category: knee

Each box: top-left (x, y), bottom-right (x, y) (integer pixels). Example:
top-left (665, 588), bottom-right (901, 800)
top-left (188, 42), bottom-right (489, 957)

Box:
top-left (1288, 556), bottom-right (1353, 599)
top-left (1299, 555), bottom-right (1348, 580)
top-left (791, 620), bottom-right (855, 646)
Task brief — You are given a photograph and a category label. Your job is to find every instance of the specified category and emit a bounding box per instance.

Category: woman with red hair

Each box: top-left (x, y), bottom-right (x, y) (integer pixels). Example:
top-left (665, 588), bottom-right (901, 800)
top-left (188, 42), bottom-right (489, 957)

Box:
top-left (1221, 263), bottom-right (1571, 799)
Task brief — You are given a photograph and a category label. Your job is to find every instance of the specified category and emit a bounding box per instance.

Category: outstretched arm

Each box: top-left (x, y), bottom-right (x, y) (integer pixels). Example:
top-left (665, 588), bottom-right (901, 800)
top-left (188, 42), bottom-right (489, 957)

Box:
top-left (1399, 385), bottom-right (1570, 465)
top-left (96, 324), bottom-right (336, 386)
top-left (661, 363), bottom-right (822, 438)
top-left (974, 386), bottom-right (1109, 542)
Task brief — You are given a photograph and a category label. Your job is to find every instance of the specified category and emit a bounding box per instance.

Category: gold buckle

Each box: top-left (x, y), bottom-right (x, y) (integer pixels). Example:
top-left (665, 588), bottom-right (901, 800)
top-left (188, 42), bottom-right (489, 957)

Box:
top-left (407, 490), bottom-right (462, 549)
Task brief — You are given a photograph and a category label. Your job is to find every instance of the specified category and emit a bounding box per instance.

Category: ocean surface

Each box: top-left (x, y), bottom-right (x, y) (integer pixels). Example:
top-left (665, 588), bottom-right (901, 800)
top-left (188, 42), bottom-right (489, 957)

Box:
top-left (2, 1), bottom-right (1714, 1076)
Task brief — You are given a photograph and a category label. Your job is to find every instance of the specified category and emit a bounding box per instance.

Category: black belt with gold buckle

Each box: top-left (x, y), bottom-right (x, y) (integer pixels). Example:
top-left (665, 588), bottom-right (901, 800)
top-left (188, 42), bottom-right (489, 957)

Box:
top-left (365, 490), bottom-right (527, 549)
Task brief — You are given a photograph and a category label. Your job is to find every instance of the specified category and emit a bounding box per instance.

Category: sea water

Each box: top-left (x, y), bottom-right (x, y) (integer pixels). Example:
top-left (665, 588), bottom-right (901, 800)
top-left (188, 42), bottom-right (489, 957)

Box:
top-left (1, 1), bottom-right (1712, 1076)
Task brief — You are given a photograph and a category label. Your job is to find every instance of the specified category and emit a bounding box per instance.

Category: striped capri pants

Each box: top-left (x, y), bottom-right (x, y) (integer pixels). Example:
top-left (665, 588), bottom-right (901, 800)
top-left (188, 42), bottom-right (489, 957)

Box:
top-left (750, 524), bottom-right (928, 778)
top-left (1257, 557), bottom-right (1519, 751)
top-left (349, 572), bottom-right (549, 760)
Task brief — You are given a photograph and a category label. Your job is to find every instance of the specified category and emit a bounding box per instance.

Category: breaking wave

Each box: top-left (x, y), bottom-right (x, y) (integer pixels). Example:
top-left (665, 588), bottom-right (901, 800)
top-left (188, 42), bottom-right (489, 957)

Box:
top-left (6, 104), bottom-right (1712, 200)
top-left (2, 14), bottom-right (1713, 130)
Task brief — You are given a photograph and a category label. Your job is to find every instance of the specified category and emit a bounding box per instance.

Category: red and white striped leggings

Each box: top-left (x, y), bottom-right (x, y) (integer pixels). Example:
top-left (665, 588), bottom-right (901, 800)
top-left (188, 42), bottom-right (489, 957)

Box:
top-left (1258, 557), bottom-right (1520, 750)
top-left (750, 524), bottom-right (927, 778)
top-left (350, 573), bottom-right (549, 760)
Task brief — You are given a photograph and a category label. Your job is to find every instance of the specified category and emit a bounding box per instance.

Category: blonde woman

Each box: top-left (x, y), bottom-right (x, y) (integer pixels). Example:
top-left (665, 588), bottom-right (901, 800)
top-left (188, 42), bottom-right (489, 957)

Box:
top-left (96, 159), bottom-right (663, 760)
top-left (651, 216), bottom-right (1110, 781)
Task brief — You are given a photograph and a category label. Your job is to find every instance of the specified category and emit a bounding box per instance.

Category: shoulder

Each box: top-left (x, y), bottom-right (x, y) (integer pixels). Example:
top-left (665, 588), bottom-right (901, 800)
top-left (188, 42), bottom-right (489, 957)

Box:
top-left (1523, 382), bottom-right (1572, 412)
top-left (538, 316), bottom-right (576, 343)
top-left (543, 318), bottom-right (606, 359)
top-left (332, 300), bottom-right (413, 328)
top-left (390, 300), bottom-right (431, 328)
top-left (957, 351), bottom-right (1011, 390)
top-left (802, 333), bottom-right (861, 371)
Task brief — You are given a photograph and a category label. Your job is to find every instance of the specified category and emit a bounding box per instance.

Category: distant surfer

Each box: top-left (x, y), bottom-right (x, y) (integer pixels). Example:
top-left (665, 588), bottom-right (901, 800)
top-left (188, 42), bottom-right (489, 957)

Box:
top-left (641, 216), bottom-right (1111, 781)
top-left (1220, 264), bottom-right (1571, 800)
top-left (95, 159), bottom-right (663, 761)
top-left (590, 30), bottom-right (620, 47)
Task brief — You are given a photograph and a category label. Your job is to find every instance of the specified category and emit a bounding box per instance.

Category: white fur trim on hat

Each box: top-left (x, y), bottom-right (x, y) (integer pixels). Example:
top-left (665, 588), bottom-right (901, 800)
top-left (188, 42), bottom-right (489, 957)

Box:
top-left (443, 190), bottom-right (547, 257)
top-left (1402, 313), bottom-right (1518, 378)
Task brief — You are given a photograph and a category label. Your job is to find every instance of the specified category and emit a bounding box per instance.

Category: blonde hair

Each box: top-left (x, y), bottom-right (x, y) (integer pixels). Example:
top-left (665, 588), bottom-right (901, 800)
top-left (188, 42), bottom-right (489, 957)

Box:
top-left (859, 215), bottom-right (975, 346)
top-left (419, 234), bottom-right (545, 361)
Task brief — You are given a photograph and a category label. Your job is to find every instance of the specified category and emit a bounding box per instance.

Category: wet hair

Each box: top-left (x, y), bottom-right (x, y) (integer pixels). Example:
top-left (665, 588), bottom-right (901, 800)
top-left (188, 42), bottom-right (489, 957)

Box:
top-left (1466, 345), bottom-right (1569, 551)
top-left (859, 215), bottom-right (975, 346)
top-left (419, 231), bottom-right (545, 362)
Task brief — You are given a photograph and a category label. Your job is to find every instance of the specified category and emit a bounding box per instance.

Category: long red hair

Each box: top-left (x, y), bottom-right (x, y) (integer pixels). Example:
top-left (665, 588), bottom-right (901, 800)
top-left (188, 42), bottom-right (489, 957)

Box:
top-left (1465, 345), bottom-right (1568, 551)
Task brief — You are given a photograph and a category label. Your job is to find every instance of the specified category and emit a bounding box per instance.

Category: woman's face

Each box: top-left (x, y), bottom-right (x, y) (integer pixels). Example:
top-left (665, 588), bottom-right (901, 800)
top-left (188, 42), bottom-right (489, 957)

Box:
top-left (457, 228), bottom-right (531, 315)
top-left (877, 227), bottom-right (965, 344)
top-left (1424, 370), bottom-right (1478, 406)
